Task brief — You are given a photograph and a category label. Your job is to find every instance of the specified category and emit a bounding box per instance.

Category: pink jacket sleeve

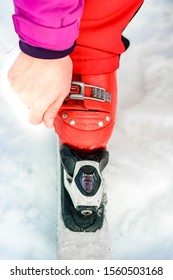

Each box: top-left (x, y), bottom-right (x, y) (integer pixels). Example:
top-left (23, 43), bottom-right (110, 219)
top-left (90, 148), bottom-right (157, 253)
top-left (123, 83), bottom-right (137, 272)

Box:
top-left (12, 0), bottom-right (84, 51)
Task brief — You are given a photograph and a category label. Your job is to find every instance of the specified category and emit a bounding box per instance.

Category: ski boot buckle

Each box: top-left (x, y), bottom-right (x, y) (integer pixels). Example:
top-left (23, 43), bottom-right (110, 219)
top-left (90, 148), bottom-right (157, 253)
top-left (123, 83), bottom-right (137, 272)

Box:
top-left (69, 81), bottom-right (111, 103)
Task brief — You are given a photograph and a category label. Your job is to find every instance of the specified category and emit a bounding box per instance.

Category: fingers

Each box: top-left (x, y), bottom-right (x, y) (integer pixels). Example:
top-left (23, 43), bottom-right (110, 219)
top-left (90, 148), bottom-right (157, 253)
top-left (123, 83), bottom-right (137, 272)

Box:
top-left (28, 107), bottom-right (44, 125)
top-left (43, 97), bottom-right (64, 128)
top-left (28, 96), bottom-right (63, 128)
top-left (28, 98), bottom-right (51, 125)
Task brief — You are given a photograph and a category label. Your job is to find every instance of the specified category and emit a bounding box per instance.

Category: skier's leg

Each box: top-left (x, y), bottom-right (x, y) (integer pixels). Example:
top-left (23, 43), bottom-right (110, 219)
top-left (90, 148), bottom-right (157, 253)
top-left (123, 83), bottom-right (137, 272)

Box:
top-left (71, 0), bottom-right (144, 75)
top-left (54, 0), bottom-right (144, 150)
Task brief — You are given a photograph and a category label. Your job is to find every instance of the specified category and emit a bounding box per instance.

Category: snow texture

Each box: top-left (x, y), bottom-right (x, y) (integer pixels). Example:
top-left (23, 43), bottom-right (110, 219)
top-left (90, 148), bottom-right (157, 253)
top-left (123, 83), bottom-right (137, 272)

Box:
top-left (0, 0), bottom-right (173, 260)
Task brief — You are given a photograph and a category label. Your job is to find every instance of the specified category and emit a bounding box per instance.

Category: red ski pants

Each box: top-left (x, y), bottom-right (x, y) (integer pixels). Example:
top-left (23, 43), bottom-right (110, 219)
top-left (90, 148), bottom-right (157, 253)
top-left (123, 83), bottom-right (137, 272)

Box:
top-left (54, 0), bottom-right (144, 150)
top-left (71, 0), bottom-right (144, 75)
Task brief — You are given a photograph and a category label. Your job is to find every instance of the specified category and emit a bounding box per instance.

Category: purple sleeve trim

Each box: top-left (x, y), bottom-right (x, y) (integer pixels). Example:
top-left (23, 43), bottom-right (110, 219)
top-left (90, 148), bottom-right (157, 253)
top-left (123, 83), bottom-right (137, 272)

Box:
top-left (19, 41), bottom-right (76, 59)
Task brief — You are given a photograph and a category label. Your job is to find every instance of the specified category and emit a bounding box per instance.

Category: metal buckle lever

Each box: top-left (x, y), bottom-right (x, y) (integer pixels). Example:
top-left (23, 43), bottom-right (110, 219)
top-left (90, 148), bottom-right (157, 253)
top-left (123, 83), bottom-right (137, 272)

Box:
top-left (70, 81), bottom-right (111, 103)
top-left (70, 81), bottom-right (85, 100)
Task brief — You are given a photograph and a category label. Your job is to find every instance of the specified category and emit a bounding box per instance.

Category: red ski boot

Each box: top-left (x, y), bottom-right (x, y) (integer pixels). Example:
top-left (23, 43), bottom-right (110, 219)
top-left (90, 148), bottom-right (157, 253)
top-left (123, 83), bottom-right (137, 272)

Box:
top-left (54, 72), bottom-right (117, 150)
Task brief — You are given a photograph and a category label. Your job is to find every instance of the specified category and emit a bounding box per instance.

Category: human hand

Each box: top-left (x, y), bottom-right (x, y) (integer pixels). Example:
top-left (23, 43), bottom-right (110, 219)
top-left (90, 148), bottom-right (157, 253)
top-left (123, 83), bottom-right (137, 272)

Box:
top-left (8, 52), bottom-right (72, 128)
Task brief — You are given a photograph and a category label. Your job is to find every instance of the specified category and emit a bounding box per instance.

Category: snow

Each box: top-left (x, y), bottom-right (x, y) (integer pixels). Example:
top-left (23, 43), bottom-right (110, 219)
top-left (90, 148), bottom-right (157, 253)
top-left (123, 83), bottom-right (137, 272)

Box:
top-left (0, 0), bottom-right (173, 260)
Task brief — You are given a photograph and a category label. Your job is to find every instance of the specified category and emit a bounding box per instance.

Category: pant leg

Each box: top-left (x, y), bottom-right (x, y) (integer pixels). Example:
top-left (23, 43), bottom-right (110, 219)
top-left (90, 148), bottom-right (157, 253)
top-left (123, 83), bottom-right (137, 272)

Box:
top-left (71, 0), bottom-right (144, 75)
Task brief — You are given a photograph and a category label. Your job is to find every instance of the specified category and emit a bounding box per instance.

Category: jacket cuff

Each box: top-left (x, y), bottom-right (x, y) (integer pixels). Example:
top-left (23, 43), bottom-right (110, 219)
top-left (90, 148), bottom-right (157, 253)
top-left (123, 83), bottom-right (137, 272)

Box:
top-left (13, 14), bottom-right (80, 51)
top-left (19, 41), bottom-right (76, 59)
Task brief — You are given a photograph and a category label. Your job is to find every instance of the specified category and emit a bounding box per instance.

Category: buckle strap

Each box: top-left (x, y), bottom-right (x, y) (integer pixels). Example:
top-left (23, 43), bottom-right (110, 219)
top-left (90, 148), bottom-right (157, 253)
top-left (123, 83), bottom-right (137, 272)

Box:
top-left (69, 81), bottom-right (111, 103)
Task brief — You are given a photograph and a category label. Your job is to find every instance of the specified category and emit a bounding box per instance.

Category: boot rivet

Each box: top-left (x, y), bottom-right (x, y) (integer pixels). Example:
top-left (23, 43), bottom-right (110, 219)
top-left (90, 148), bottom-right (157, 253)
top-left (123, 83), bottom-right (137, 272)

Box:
top-left (98, 121), bottom-right (104, 127)
top-left (70, 120), bottom-right (75, 126)
top-left (62, 113), bottom-right (68, 119)
top-left (106, 116), bottom-right (111, 122)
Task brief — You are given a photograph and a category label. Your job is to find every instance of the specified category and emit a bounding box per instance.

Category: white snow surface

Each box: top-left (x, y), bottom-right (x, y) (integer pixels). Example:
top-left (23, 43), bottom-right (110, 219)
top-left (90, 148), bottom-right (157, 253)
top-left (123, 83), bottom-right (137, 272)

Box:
top-left (0, 0), bottom-right (173, 260)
